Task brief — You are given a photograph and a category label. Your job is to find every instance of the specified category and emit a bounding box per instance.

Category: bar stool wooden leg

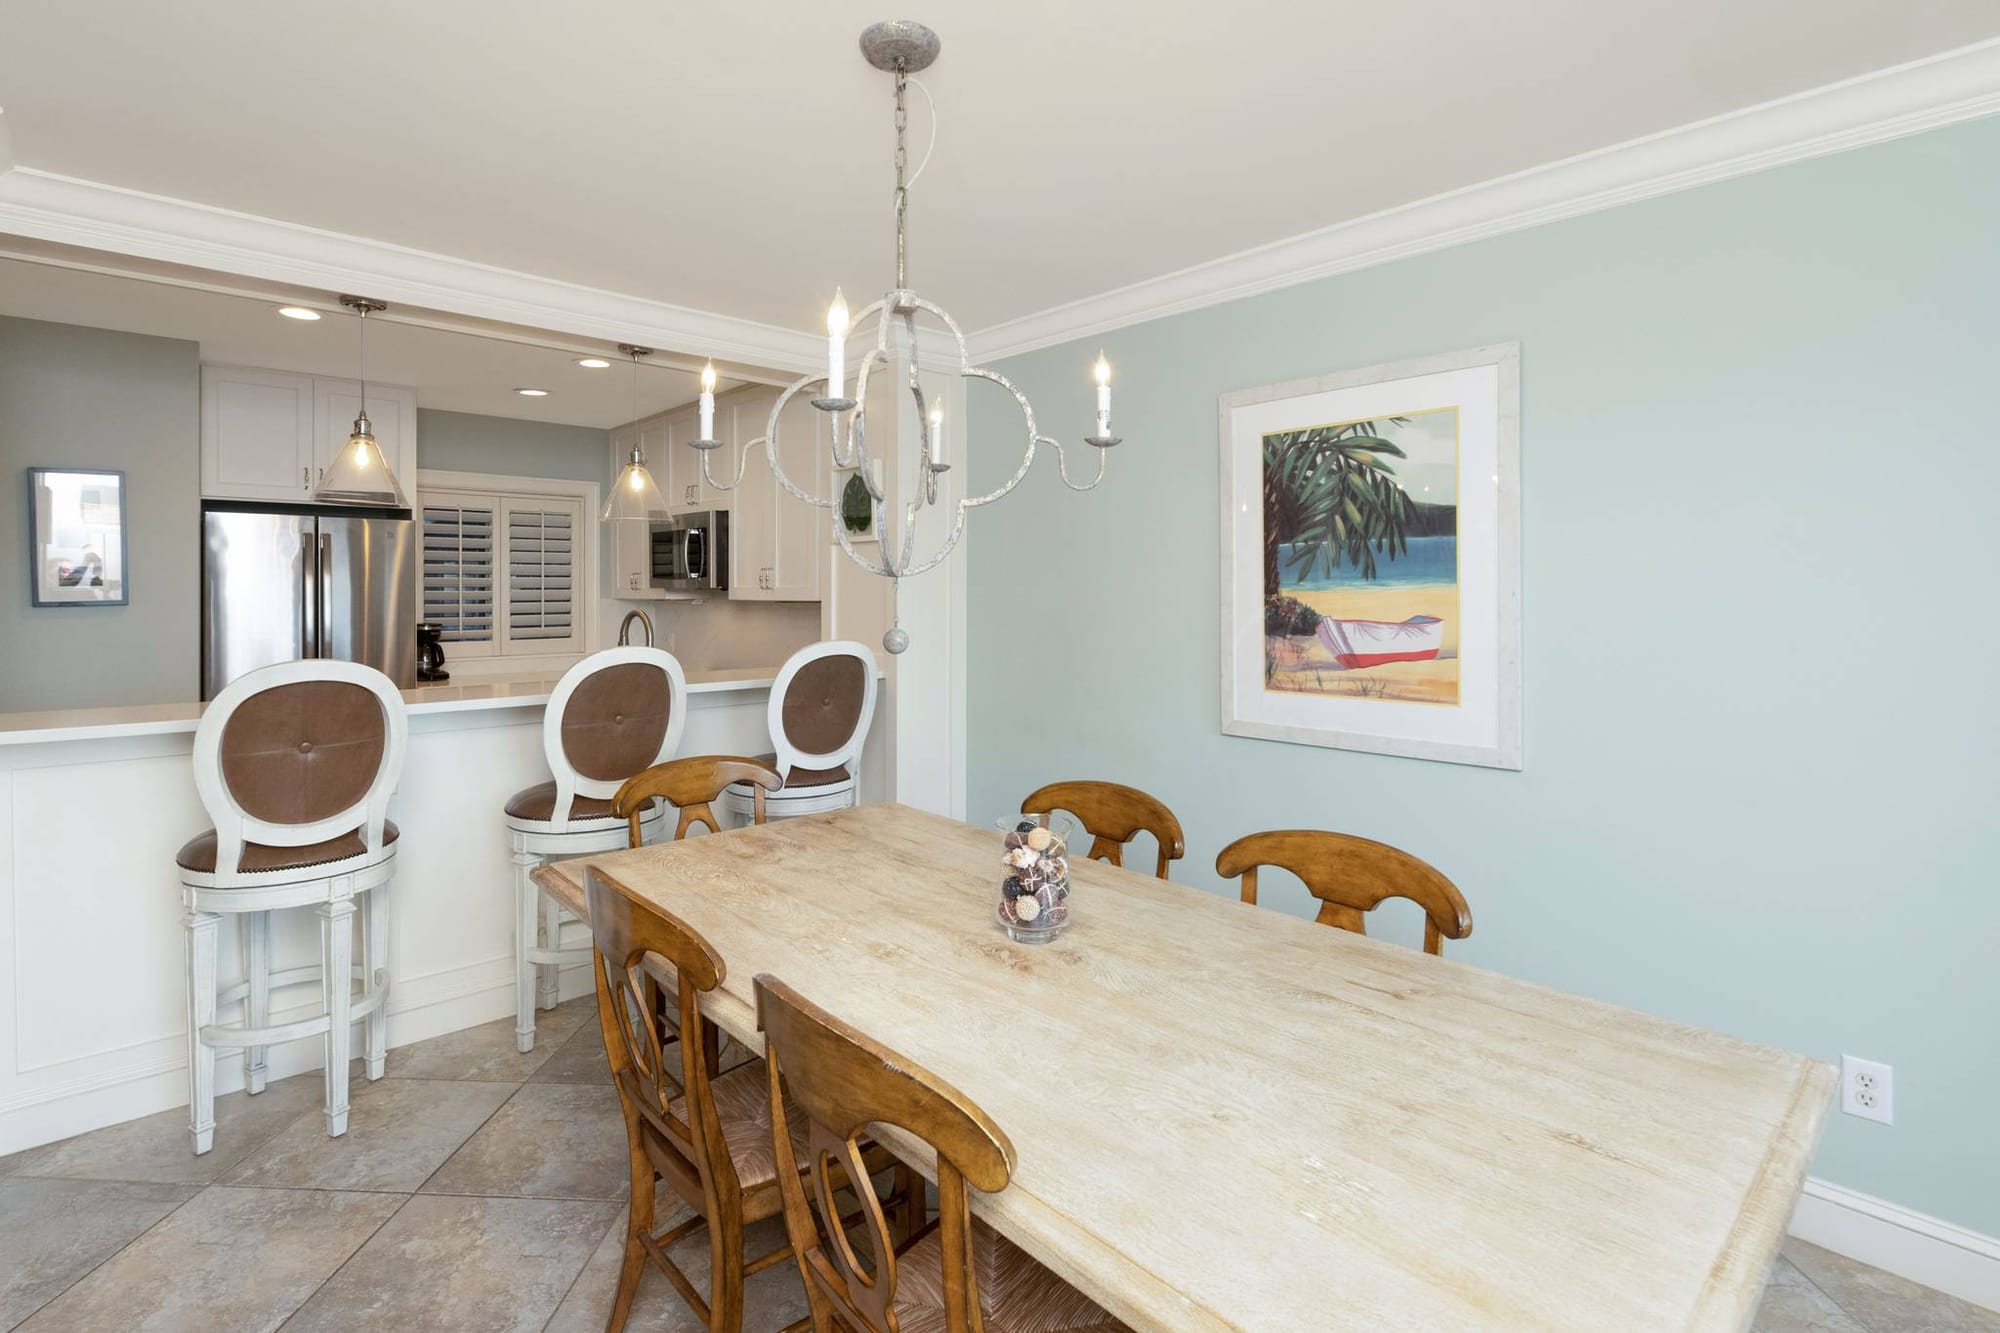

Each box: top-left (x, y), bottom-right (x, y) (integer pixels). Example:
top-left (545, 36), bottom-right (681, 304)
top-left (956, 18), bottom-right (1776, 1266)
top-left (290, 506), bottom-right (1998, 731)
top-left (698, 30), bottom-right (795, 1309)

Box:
top-left (363, 885), bottom-right (389, 1080)
top-left (184, 909), bottom-right (220, 1155)
top-left (537, 893), bottom-right (562, 1012)
top-left (243, 910), bottom-right (270, 1095)
top-left (512, 840), bottom-right (540, 1053)
top-left (320, 896), bottom-right (356, 1137)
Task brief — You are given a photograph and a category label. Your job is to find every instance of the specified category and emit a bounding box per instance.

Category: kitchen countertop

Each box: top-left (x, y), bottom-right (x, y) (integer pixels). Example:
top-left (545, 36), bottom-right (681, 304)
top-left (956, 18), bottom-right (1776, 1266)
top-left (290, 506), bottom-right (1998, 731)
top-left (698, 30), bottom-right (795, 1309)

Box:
top-left (0, 665), bottom-right (793, 748)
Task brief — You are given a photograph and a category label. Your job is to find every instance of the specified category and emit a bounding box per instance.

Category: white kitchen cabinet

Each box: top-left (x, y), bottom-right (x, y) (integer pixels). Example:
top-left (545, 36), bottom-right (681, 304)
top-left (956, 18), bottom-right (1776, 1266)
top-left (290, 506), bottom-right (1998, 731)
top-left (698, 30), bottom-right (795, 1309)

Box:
top-left (201, 364), bottom-right (418, 505)
top-left (312, 379), bottom-right (417, 500)
top-left (729, 387), bottom-right (825, 602)
top-left (200, 365), bottom-right (314, 502)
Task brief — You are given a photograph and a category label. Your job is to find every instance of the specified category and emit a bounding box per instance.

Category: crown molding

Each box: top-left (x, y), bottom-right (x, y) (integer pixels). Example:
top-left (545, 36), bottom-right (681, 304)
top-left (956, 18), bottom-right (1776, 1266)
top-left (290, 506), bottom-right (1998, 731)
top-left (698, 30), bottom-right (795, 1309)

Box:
top-left (0, 167), bottom-right (823, 373)
top-left (967, 36), bottom-right (2000, 364)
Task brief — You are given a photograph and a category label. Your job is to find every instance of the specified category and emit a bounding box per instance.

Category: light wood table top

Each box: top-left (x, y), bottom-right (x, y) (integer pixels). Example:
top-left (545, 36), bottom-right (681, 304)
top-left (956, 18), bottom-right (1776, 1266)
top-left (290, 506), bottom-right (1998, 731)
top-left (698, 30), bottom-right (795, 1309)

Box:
top-left (535, 802), bottom-right (1832, 1332)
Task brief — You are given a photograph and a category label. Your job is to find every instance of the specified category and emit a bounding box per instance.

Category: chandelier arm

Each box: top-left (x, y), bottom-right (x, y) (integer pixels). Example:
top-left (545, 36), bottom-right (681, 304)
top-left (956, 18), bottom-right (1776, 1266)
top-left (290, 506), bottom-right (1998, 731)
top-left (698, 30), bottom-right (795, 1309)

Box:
top-left (1038, 435), bottom-right (1110, 492)
top-left (696, 435), bottom-right (762, 494)
top-left (956, 367), bottom-right (1040, 507)
top-left (831, 512), bottom-right (895, 577)
top-left (759, 372), bottom-right (841, 510)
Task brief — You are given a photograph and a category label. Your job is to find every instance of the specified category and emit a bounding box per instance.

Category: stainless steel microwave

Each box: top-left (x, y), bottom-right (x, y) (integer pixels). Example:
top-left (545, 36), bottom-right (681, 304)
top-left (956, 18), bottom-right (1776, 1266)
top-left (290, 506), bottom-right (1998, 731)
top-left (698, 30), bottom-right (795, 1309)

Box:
top-left (650, 510), bottom-right (729, 593)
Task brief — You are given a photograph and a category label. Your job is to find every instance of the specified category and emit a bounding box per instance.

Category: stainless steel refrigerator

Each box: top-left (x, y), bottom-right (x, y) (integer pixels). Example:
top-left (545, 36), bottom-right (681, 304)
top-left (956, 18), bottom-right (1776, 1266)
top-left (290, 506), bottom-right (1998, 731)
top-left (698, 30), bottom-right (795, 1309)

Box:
top-left (201, 505), bottom-right (417, 699)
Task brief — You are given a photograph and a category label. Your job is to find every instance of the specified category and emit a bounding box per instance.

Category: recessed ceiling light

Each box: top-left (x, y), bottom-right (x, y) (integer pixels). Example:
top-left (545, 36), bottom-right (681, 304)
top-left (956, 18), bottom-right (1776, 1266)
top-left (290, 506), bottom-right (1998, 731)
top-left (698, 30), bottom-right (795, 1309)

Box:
top-left (575, 357), bottom-right (612, 369)
top-left (277, 306), bottom-right (321, 321)
top-left (515, 387), bottom-right (550, 397)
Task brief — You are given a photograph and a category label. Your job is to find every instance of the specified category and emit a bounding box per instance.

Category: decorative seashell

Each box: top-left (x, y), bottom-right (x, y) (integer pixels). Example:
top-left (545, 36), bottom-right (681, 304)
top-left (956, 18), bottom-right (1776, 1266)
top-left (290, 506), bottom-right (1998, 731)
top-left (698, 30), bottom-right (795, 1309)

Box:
top-left (1014, 893), bottom-right (1042, 922)
top-left (1025, 826), bottom-right (1053, 852)
top-left (1005, 846), bottom-right (1039, 870)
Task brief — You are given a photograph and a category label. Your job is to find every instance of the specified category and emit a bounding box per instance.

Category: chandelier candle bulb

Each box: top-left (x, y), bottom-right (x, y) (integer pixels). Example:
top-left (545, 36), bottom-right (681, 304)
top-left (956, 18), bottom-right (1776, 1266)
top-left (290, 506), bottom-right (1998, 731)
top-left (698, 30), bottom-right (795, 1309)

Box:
top-left (930, 403), bottom-right (944, 463)
top-left (827, 288), bottom-right (850, 402)
top-left (1094, 351), bottom-right (1113, 437)
top-left (699, 362), bottom-right (717, 440)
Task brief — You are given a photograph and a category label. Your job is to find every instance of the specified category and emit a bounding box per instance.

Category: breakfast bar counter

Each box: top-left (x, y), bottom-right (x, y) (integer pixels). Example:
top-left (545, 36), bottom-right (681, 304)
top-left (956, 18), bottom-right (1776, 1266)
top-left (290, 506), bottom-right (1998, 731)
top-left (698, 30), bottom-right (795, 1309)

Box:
top-left (0, 664), bottom-right (888, 1155)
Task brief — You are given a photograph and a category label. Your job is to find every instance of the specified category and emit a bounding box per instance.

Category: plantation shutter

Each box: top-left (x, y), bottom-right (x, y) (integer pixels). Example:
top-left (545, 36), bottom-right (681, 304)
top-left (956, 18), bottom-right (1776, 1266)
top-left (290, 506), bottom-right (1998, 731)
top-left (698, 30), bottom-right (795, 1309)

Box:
top-left (420, 497), bottom-right (495, 653)
top-left (501, 497), bottom-right (581, 648)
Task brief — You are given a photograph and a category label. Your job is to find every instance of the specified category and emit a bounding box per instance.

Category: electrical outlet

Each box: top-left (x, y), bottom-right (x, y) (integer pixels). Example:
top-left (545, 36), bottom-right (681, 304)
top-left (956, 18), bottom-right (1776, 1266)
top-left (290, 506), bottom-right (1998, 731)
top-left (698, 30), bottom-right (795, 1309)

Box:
top-left (1840, 1055), bottom-right (1893, 1125)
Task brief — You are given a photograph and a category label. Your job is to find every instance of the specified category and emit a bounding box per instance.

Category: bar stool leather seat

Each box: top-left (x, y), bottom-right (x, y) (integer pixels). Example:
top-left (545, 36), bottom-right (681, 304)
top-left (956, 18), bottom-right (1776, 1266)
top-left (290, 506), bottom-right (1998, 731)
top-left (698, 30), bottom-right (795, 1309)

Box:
top-left (744, 754), bottom-right (850, 789)
top-left (176, 821), bottom-right (400, 879)
top-left (503, 783), bottom-right (623, 825)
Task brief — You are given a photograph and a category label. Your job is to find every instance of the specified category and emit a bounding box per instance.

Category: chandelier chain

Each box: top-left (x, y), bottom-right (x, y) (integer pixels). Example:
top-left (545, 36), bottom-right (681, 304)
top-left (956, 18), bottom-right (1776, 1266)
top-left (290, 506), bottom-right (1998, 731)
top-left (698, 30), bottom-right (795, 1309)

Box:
top-left (893, 71), bottom-right (909, 289)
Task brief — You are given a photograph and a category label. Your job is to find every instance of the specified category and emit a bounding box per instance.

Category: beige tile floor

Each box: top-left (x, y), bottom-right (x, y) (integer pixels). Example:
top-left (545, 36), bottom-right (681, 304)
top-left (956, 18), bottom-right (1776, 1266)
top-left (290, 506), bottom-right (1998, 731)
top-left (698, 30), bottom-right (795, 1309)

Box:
top-left (1, 997), bottom-right (1993, 1332)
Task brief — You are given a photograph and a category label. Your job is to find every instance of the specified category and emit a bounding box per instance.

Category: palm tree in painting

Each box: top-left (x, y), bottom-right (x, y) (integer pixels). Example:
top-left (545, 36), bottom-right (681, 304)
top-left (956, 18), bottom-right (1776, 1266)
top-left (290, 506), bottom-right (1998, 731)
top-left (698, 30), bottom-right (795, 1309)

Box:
top-left (1262, 420), bottom-right (1414, 601)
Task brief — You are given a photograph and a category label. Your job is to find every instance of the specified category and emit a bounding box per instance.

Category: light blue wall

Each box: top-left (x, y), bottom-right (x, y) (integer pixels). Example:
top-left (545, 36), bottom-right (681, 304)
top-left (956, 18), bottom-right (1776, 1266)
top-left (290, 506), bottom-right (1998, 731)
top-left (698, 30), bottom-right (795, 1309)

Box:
top-left (0, 317), bottom-right (201, 709)
top-left (967, 116), bottom-right (2000, 1235)
top-left (415, 408), bottom-right (608, 484)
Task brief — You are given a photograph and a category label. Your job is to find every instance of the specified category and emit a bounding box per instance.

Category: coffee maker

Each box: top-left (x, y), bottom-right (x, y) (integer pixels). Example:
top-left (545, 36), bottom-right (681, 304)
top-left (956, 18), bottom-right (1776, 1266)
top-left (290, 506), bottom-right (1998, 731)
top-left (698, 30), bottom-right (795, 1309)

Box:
top-left (416, 622), bottom-right (449, 682)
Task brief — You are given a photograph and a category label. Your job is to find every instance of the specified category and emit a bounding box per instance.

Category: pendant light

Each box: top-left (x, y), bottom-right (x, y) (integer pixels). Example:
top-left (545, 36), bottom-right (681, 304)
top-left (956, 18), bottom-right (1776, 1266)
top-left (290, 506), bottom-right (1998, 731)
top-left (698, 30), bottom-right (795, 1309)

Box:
top-left (315, 297), bottom-right (409, 507)
top-left (601, 344), bottom-right (669, 521)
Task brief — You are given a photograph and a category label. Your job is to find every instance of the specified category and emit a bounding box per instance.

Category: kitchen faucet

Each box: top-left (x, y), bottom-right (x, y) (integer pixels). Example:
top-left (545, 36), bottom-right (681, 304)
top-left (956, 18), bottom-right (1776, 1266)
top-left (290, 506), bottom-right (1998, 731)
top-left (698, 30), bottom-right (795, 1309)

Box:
top-left (617, 609), bottom-right (654, 648)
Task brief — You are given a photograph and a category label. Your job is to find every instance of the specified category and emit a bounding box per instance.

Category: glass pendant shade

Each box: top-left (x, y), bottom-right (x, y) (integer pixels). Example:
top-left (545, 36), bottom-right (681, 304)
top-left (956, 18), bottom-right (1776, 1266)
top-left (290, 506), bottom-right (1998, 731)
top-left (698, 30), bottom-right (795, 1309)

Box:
top-left (315, 412), bottom-right (409, 506)
top-left (602, 447), bottom-right (668, 521)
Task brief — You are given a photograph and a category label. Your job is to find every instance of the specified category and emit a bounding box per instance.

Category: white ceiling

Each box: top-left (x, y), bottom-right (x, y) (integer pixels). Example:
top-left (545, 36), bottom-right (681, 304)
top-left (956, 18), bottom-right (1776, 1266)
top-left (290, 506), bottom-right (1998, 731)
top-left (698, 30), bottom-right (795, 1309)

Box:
top-left (0, 256), bottom-right (740, 427)
top-left (2, 2), bottom-right (1997, 335)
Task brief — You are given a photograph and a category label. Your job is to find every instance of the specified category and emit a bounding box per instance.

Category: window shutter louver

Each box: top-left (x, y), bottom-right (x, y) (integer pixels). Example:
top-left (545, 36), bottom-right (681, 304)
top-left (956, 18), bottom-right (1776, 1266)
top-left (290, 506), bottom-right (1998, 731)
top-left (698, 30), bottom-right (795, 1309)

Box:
top-left (504, 503), bottom-right (575, 641)
top-left (420, 502), bottom-right (495, 643)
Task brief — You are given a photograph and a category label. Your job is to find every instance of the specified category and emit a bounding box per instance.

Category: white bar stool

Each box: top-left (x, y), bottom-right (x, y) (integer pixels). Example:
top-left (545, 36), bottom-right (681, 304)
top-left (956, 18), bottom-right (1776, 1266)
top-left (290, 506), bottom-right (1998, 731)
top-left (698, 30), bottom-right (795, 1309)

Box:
top-left (721, 640), bottom-right (877, 824)
top-left (176, 660), bottom-right (408, 1154)
top-left (504, 647), bottom-right (687, 1052)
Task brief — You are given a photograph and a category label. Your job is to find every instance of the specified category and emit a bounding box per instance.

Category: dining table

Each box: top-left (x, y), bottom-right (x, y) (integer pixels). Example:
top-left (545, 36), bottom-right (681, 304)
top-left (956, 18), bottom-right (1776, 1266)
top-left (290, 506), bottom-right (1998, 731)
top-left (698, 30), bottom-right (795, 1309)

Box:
top-left (533, 801), bottom-right (1833, 1332)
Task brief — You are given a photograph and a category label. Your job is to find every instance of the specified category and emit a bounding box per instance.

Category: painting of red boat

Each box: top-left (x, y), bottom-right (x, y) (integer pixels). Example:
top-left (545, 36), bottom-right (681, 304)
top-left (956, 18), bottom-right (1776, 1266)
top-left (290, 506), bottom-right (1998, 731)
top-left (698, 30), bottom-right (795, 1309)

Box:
top-left (1315, 615), bottom-right (1445, 670)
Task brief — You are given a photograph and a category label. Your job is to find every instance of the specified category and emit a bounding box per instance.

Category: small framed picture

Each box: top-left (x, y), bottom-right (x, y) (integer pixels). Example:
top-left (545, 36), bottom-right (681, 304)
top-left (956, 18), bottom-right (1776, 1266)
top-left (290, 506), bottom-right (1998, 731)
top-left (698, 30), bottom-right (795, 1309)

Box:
top-left (27, 467), bottom-right (129, 607)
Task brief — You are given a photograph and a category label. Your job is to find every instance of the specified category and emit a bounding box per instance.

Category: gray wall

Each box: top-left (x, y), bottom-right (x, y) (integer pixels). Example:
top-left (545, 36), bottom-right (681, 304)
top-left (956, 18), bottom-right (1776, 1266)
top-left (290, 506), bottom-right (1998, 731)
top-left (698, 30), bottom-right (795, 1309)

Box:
top-left (0, 316), bottom-right (200, 710)
top-left (968, 116), bottom-right (2000, 1234)
top-left (415, 409), bottom-right (609, 483)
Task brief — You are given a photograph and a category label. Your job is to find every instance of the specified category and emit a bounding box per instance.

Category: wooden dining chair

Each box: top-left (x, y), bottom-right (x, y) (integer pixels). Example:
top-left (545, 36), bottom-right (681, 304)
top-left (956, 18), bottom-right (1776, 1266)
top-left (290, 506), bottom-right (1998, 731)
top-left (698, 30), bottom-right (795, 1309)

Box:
top-left (1215, 830), bottom-right (1472, 955)
top-left (587, 865), bottom-right (802, 1332)
top-left (614, 755), bottom-right (784, 845)
top-left (755, 974), bottom-right (1129, 1333)
top-left (1019, 780), bottom-right (1186, 879)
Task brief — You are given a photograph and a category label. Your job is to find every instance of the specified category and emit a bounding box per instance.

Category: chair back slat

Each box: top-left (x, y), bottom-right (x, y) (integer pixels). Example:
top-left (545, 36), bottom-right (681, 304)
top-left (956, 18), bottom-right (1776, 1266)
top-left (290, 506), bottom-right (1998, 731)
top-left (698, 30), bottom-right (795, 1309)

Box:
top-left (585, 866), bottom-right (739, 1201)
top-left (1216, 829), bottom-right (1472, 954)
top-left (613, 755), bottom-right (782, 845)
top-left (756, 975), bottom-right (1014, 1333)
top-left (1021, 780), bottom-right (1186, 880)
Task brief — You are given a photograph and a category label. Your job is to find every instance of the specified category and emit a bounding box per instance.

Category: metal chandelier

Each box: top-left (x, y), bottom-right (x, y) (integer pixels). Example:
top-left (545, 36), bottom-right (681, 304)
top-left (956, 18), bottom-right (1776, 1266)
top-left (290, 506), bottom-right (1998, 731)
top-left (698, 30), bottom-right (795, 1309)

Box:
top-left (685, 20), bottom-right (1124, 654)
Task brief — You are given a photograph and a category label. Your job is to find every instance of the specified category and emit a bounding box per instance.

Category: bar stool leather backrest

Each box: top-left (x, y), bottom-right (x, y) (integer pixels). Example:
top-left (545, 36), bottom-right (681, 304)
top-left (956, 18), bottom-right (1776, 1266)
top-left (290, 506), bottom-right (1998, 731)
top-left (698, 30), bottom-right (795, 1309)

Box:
top-left (539, 647), bottom-right (688, 831)
top-left (768, 640), bottom-right (876, 787)
top-left (192, 659), bottom-right (407, 876)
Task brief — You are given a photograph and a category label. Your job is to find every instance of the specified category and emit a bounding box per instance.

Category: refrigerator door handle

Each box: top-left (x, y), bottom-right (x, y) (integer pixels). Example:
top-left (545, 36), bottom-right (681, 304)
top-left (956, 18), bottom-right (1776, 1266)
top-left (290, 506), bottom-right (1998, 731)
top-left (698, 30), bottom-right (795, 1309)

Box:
top-left (301, 531), bottom-right (318, 658)
top-left (318, 532), bottom-right (333, 659)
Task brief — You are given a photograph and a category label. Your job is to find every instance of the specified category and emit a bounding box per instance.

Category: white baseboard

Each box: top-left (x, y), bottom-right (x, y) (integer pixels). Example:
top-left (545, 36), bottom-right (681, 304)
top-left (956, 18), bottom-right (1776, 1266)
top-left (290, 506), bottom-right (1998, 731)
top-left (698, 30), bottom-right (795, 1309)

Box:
top-left (0, 963), bottom-right (594, 1156)
top-left (1791, 1176), bottom-right (2000, 1315)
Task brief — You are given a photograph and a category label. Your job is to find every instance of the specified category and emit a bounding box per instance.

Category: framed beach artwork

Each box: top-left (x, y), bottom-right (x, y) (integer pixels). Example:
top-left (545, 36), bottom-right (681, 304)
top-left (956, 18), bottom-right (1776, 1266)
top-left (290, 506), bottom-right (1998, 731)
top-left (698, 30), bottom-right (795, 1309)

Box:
top-left (1218, 344), bottom-right (1520, 769)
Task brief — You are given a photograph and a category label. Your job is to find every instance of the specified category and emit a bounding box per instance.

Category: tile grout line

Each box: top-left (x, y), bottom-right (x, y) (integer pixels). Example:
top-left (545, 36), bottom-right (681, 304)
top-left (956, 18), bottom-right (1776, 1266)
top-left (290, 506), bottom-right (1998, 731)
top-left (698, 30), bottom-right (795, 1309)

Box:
top-left (2, 1080), bottom-right (330, 1330)
top-left (5, 1179), bottom-right (208, 1330)
top-left (272, 1188), bottom-right (418, 1333)
top-left (541, 1214), bottom-right (630, 1333)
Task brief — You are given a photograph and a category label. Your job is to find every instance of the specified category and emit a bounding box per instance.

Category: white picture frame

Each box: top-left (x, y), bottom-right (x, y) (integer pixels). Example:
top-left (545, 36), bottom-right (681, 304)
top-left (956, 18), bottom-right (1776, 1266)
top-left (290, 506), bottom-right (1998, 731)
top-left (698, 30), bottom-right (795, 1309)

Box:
top-left (1218, 343), bottom-right (1521, 769)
